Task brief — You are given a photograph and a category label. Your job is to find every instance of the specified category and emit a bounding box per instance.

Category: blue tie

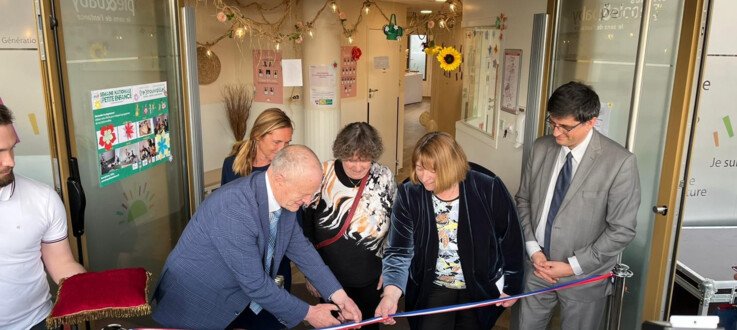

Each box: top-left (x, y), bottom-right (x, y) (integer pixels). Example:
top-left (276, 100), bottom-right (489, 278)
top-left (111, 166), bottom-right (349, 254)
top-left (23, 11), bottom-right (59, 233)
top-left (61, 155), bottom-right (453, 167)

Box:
top-left (544, 152), bottom-right (573, 258)
top-left (250, 209), bottom-right (281, 314)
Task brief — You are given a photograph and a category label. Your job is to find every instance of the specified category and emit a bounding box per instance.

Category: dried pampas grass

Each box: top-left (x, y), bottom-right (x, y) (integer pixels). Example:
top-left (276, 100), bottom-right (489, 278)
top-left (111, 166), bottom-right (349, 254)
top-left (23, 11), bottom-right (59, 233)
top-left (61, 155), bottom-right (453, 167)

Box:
top-left (222, 84), bottom-right (254, 155)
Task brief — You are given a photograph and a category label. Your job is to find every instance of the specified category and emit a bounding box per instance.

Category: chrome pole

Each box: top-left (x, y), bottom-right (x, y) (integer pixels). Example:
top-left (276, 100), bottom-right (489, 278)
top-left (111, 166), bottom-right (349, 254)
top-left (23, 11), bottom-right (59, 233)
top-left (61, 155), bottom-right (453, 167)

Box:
top-left (608, 264), bottom-right (635, 330)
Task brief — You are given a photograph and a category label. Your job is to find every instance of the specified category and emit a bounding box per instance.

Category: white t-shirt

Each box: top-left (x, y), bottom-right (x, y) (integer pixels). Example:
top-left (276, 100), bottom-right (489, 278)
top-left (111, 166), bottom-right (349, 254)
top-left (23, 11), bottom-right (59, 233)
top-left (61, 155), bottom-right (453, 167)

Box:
top-left (0, 175), bottom-right (68, 329)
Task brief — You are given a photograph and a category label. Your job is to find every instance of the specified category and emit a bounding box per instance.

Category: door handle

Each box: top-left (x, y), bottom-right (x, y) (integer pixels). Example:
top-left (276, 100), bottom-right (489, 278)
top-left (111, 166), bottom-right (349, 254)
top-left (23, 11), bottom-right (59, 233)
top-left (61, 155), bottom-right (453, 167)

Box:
top-left (652, 205), bottom-right (668, 216)
top-left (67, 157), bottom-right (86, 237)
top-left (369, 88), bottom-right (379, 93)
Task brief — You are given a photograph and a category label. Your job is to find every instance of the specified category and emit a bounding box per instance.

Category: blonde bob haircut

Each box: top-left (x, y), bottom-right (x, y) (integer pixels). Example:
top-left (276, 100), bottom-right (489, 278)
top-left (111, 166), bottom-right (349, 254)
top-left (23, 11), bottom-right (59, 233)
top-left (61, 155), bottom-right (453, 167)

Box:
top-left (232, 108), bottom-right (293, 176)
top-left (409, 132), bottom-right (469, 193)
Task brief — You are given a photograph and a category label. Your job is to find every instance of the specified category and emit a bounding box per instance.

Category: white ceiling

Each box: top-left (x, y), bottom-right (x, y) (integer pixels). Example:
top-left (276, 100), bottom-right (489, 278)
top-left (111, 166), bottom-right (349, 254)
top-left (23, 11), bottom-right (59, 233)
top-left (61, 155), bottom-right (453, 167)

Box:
top-left (232, 0), bottom-right (448, 15)
top-left (386, 0), bottom-right (446, 14)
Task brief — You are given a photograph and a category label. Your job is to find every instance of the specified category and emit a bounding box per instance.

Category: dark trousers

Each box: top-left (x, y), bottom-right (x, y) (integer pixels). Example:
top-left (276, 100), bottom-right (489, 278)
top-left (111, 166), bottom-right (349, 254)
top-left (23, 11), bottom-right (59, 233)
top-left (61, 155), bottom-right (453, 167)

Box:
top-left (342, 278), bottom-right (382, 330)
top-left (415, 284), bottom-right (480, 330)
top-left (227, 258), bottom-right (292, 330)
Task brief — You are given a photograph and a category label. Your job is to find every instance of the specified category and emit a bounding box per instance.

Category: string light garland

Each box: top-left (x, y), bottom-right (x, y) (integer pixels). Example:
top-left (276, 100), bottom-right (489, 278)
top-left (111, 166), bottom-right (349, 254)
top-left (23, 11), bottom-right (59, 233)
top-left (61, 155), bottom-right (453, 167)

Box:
top-left (194, 0), bottom-right (462, 51)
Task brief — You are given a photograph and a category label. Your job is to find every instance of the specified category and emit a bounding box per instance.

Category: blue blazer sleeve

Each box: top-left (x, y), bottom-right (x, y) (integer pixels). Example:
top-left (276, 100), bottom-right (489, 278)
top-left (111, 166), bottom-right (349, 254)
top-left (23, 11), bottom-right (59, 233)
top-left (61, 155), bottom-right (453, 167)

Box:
top-left (381, 183), bottom-right (415, 293)
top-left (487, 175), bottom-right (525, 295)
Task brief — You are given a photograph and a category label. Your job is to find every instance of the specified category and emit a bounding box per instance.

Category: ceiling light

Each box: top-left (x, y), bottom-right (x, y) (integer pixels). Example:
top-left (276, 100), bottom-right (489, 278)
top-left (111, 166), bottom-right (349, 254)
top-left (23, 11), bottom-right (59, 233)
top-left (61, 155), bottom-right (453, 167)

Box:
top-left (420, 10), bottom-right (432, 14)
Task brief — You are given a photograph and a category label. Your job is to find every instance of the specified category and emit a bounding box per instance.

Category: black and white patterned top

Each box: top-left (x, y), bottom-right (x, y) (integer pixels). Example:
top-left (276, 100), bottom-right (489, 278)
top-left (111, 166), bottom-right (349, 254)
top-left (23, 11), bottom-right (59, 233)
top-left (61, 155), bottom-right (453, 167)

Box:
top-left (432, 194), bottom-right (465, 289)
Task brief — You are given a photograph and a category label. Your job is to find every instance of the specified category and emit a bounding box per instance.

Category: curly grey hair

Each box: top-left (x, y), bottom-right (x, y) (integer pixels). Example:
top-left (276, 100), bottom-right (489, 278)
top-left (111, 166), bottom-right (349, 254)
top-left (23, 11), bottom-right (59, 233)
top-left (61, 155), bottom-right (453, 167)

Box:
top-left (332, 122), bottom-right (384, 161)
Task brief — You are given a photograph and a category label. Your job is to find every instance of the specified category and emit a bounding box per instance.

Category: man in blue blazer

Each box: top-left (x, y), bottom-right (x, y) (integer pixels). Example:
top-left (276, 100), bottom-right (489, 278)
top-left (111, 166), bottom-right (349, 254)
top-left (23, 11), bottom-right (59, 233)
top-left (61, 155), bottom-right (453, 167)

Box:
top-left (153, 145), bottom-right (361, 329)
top-left (515, 82), bottom-right (640, 329)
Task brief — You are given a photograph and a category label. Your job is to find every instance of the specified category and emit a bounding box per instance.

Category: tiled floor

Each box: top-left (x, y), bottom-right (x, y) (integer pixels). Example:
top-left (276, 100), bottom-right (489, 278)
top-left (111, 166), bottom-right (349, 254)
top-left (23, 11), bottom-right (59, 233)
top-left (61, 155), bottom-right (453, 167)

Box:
top-left (395, 98), bottom-right (429, 183)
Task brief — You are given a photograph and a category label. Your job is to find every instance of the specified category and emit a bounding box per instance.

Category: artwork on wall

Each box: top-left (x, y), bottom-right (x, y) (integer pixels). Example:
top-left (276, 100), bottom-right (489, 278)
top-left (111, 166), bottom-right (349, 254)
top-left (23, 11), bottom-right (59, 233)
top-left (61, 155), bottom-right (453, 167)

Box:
top-left (253, 50), bottom-right (283, 104)
top-left (340, 46), bottom-right (358, 98)
top-left (501, 49), bottom-right (522, 114)
top-left (461, 26), bottom-right (501, 145)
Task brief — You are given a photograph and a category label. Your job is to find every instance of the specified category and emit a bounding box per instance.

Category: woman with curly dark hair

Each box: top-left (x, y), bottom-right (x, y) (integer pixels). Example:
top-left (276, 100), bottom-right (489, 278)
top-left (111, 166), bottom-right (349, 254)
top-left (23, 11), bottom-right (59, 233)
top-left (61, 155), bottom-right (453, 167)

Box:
top-left (303, 122), bottom-right (395, 330)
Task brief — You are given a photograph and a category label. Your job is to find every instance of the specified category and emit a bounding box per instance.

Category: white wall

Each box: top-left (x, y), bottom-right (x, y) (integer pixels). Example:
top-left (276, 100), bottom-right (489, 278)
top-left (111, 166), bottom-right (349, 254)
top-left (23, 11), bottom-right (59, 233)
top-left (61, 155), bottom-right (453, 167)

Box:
top-left (195, 7), bottom-right (304, 173)
top-left (0, 1), bottom-right (56, 186)
top-left (457, 0), bottom-right (546, 191)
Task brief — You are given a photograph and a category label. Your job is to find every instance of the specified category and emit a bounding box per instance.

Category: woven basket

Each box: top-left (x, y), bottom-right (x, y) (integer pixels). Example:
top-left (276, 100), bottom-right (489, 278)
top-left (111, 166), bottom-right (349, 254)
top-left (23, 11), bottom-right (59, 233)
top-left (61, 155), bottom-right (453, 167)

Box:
top-left (197, 46), bottom-right (221, 85)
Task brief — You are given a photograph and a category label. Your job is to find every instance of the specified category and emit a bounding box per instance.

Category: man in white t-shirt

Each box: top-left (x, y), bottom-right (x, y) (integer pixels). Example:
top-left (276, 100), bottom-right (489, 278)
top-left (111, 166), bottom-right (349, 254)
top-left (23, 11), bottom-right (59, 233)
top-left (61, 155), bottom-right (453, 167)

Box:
top-left (0, 102), bottom-right (85, 330)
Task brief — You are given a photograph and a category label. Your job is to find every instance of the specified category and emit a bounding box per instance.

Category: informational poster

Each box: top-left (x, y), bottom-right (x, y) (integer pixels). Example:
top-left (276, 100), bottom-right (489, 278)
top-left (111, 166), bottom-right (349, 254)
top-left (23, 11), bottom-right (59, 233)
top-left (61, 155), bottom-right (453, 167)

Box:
top-left (253, 50), bottom-right (283, 104)
top-left (92, 82), bottom-right (172, 187)
top-left (340, 46), bottom-right (357, 98)
top-left (309, 64), bottom-right (336, 107)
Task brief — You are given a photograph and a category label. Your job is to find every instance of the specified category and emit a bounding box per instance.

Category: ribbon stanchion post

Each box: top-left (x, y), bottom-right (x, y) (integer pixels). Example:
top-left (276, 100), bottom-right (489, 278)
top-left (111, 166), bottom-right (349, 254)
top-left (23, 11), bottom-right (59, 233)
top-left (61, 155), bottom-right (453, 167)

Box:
top-left (607, 263), bottom-right (634, 330)
top-left (319, 272), bottom-right (615, 330)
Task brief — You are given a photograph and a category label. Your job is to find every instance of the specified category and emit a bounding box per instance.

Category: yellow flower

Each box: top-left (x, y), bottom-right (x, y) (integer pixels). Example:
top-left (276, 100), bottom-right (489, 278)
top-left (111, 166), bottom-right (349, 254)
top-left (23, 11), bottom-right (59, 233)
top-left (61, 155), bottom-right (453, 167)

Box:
top-left (437, 46), bottom-right (462, 71)
top-left (424, 45), bottom-right (442, 56)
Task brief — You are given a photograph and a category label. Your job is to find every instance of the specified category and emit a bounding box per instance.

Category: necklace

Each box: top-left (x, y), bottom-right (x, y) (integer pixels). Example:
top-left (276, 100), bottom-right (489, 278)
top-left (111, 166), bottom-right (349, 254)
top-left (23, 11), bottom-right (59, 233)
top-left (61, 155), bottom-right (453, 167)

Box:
top-left (347, 177), bottom-right (361, 187)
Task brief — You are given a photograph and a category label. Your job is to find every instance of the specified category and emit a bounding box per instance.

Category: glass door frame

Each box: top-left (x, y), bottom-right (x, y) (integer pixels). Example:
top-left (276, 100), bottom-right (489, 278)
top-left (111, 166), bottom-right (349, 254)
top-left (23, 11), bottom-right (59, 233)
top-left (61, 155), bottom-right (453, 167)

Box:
top-left (36, 0), bottom-right (200, 268)
top-left (642, 0), bottom-right (708, 322)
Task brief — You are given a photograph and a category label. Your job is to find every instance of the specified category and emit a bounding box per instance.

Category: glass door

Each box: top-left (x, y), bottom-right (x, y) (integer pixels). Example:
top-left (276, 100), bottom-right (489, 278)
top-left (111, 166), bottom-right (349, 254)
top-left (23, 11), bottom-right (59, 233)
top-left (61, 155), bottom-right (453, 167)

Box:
top-left (667, 0), bottom-right (737, 320)
top-left (0, 1), bottom-right (59, 187)
top-left (549, 0), bottom-right (685, 328)
top-left (44, 0), bottom-right (189, 306)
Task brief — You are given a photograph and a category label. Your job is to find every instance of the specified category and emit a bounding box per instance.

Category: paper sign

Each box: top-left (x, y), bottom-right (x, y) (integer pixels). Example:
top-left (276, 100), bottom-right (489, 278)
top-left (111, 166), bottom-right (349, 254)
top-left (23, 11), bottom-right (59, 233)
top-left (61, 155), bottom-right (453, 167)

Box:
top-left (282, 59), bottom-right (303, 87)
top-left (309, 65), bottom-right (336, 108)
top-left (374, 56), bottom-right (389, 70)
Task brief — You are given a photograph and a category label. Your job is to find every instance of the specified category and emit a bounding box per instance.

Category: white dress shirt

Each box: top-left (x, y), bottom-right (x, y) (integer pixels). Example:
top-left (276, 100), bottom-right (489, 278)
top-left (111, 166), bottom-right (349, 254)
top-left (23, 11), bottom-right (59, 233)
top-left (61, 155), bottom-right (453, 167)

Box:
top-left (525, 129), bottom-right (594, 275)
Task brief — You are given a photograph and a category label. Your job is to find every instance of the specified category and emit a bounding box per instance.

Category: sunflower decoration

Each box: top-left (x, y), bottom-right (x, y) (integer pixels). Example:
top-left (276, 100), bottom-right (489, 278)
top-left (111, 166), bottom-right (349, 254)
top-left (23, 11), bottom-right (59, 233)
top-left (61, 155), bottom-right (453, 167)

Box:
top-left (424, 45), bottom-right (442, 56)
top-left (436, 46), bottom-right (462, 72)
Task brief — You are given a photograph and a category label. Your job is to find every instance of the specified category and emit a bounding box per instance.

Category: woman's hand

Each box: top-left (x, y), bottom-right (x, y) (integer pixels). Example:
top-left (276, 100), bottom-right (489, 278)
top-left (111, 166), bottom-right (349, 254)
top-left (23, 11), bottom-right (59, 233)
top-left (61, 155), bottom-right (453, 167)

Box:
top-left (374, 285), bottom-right (402, 325)
top-left (495, 292), bottom-right (518, 308)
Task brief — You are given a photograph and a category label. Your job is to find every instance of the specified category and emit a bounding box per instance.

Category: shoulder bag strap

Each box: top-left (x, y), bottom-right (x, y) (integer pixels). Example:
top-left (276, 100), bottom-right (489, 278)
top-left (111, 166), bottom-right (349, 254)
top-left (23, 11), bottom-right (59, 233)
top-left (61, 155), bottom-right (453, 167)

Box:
top-left (315, 173), bottom-right (369, 249)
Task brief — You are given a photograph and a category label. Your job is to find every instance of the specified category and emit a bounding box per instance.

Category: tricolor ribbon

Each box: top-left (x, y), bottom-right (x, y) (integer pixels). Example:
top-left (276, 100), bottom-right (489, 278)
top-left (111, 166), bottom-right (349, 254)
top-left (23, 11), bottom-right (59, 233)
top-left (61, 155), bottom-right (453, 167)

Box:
top-left (319, 272), bottom-right (614, 330)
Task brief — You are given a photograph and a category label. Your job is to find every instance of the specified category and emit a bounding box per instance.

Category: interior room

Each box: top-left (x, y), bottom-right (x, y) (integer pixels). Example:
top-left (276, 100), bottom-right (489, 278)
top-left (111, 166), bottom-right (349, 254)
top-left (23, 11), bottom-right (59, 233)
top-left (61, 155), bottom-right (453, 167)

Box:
top-left (1, 0), bottom-right (735, 329)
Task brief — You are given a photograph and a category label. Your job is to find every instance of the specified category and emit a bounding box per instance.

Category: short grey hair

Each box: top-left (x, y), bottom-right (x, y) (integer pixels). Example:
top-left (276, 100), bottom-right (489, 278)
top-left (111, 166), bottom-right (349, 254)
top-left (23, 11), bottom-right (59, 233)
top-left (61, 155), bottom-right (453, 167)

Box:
top-left (270, 145), bottom-right (322, 179)
top-left (332, 122), bottom-right (383, 161)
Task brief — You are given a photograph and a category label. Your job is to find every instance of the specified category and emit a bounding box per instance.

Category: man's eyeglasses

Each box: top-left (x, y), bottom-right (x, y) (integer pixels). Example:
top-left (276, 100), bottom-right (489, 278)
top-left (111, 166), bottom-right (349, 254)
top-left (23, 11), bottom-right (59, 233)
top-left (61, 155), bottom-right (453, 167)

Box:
top-left (546, 115), bottom-right (584, 133)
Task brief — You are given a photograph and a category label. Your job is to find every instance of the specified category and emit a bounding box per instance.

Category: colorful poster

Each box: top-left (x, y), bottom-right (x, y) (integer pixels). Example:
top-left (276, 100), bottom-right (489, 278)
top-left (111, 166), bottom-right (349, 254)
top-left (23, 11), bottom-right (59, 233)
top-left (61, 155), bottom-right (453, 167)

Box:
top-left (253, 50), bottom-right (283, 104)
top-left (92, 82), bottom-right (172, 187)
top-left (309, 64), bottom-right (336, 108)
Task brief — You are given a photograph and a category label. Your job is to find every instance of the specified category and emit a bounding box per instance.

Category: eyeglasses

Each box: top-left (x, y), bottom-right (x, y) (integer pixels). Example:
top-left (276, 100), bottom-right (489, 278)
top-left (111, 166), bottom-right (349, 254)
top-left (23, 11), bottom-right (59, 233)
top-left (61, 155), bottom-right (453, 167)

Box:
top-left (546, 115), bottom-right (584, 133)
